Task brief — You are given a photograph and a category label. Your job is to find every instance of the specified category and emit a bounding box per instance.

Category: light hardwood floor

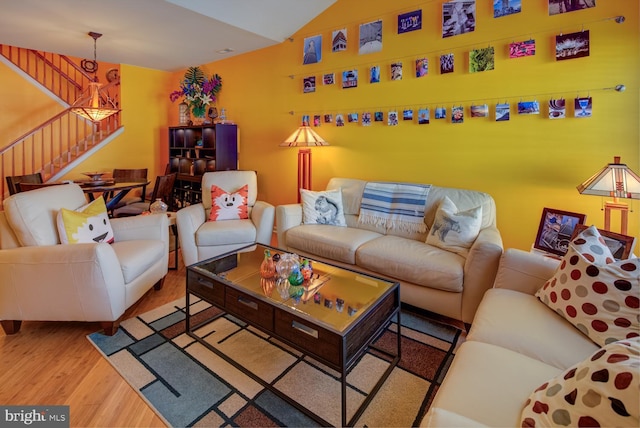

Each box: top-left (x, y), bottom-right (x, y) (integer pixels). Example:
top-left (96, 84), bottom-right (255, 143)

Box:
top-left (0, 256), bottom-right (187, 427)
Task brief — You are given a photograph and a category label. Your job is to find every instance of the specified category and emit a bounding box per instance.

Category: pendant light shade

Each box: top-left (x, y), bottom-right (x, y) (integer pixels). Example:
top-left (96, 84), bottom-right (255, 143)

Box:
top-left (71, 81), bottom-right (120, 122)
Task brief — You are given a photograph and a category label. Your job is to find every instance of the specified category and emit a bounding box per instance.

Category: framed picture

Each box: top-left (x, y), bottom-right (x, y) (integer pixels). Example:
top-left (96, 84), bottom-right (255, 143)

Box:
top-left (570, 224), bottom-right (637, 260)
top-left (534, 208), bottom-right (586, 256)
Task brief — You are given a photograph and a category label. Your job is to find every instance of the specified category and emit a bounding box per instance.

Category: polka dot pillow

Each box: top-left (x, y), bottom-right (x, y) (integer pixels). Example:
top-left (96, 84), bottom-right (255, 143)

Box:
top-left (521, 337), bottom-right (640, 427)
top-left (535, 225), bottom-right (639, 347)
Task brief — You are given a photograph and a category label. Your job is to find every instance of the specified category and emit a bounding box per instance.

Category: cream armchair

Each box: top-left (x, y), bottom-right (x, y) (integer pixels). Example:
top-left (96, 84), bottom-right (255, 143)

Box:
top-left (176, 170), bottom-right (275, 266)
top-left (0, 184), bottom-right (169, 335)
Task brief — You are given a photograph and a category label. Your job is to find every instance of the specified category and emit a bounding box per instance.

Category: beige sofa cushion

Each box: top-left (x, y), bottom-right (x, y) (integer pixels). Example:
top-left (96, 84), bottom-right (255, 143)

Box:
top-left (468, 288), bottom-right (599, 370)
top-left (112, 239), bottom-right (166, 283)
top-left (425, 341), bottom-right (561, 427)
top-left (356, 235), bottom-right (465, 292)
top-left (285, 224), bottom-right (381, 264)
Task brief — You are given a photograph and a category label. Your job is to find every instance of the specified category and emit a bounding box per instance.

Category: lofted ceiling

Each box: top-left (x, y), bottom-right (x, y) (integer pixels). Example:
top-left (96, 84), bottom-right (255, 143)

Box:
top-left (0, 0), bottom-right (336, 72)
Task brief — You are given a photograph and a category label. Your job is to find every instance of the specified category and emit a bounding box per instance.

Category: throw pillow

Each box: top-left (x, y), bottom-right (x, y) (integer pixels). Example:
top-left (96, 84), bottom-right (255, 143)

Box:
top-left (425, 196), bottom-right (482, 254)
top-left (520, 337), bottom-right (640, 428)
top-left (56, 196), bottom-right (115, 244)
top-left (535, 226), bottom-right (639, 347)
top-left (300, 188), bottom-right (347, 226)
top-left (209, 184), bottom-right (249, 221)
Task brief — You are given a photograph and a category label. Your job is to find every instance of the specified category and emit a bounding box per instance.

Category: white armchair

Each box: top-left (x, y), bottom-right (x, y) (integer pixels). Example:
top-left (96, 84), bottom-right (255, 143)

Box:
top-left (0, 184), bottom-right (169, 335)
top-left (176, 170), bottom-right (275, 266)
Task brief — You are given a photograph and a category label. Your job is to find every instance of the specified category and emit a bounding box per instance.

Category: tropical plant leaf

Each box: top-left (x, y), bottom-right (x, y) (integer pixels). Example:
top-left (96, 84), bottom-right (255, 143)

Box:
top-left (184, 66), bottom-right (205, 85)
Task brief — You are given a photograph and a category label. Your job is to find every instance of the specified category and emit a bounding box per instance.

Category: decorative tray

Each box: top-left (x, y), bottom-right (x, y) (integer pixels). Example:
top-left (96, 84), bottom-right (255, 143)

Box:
top-left (75, 179), bottom-right (115, 187)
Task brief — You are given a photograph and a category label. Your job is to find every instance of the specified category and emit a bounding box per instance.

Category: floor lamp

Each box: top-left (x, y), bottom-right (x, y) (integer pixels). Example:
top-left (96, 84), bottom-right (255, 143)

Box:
top-left (280, 123), bottom-right (329, 202)
top-left (577, 156), bottom-right (640, 235)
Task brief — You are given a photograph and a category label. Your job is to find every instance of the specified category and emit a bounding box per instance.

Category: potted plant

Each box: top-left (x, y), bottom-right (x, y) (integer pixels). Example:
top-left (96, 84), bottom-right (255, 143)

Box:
top-left (170, 66), bottom-right (222, 124)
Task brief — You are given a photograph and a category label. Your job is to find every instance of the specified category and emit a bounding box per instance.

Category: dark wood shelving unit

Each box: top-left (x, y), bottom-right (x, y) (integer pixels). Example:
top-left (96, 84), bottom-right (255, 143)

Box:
top-left (168, 123), bottom-right (238, 208)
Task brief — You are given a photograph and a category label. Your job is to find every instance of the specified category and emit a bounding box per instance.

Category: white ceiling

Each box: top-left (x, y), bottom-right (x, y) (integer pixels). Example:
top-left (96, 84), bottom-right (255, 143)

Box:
top-left (0, 0), bottom-right (336, 72)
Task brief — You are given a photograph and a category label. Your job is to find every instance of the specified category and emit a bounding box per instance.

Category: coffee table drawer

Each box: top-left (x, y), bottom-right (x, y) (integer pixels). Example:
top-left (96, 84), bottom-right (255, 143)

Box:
top-left (188, 270), bottom-right (224, 306)
top-left (275, 310), bottom-right (341, 367)
top-left (225, 287), bottom-right (274, 331)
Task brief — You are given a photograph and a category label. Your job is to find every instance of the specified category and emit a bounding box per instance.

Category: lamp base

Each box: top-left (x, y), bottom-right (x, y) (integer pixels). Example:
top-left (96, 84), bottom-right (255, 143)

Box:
top-left (604, 200), bottom-right (629, 235)
top-left (298, 148), bottom-right (311, 203)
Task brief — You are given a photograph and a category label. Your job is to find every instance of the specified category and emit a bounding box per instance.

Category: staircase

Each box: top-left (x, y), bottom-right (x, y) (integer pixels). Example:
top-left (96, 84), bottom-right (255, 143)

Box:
top-left (0, 44), bottom-right (122, 204)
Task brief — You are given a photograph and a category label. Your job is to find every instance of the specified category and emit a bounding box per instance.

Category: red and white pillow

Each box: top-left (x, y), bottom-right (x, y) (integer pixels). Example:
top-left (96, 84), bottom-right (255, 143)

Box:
top-left (535, 225), bottom-right (639, 347)
top-left (521, 337), bottom-right (640, 427)
top-left (208, 184), bottom-right (248, 221)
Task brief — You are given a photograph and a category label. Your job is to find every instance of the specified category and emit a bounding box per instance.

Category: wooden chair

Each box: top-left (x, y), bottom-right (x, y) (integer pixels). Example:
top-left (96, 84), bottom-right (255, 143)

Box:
top-left (6, 172), bottom-right (44, 195)
top-left (15, 182), bottom-right (65, 192)
top-left (111, 168), bottom-right (148, 203)
top-left (113, 173), bottom-right (177, 217)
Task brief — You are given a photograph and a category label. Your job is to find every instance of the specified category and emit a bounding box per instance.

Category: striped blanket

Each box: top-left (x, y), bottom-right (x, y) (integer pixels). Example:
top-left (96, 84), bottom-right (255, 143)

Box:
top-left (358, 181), bottom-right (431, 233)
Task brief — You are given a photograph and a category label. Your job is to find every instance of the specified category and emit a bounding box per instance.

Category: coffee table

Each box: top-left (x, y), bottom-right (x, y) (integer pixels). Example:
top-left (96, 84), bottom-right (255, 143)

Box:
top-left (186, 244), bottom-right (400, 427)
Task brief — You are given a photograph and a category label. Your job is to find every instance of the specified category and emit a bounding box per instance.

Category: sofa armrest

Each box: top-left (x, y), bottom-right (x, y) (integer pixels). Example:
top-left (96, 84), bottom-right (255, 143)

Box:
top-left (176, 203), bottom-right (206, 267)
top-left (461, 226), bottom-right (503, 324)
top-left (250, 200), bottom-right (275, 246)
top-left (493, 248), bottom-right (559, 295)
top-left (0, 244), bottom-right (126, 321)
top-left (276, 203), bottom-right (303, 250)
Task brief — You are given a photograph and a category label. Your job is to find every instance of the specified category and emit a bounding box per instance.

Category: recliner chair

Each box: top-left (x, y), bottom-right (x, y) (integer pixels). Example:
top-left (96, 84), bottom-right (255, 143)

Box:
top-left (0, 184), bottom-right (169, 335)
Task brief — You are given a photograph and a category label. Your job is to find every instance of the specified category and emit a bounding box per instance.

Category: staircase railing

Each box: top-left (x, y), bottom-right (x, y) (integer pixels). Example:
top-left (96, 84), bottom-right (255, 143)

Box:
top-left (0, 44), bottom-right (123, 205)
top-left (0, 110), bottom-right (121, 202)
top-left (0, 44), bottom-right (94, 104)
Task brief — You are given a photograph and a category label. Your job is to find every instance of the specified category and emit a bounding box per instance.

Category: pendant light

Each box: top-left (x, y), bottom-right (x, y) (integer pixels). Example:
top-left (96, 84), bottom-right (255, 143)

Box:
top-left (71, 32), bottom-right (120, 122)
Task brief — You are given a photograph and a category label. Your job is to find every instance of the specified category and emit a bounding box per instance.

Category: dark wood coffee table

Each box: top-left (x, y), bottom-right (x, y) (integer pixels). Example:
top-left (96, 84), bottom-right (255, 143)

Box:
top-left (186, 244), bottom-right (401, 427)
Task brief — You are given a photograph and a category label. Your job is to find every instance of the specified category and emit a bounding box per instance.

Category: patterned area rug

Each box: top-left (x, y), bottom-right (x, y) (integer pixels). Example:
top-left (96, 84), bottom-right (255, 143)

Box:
top-left (88, 296), bottom-right (463, 427)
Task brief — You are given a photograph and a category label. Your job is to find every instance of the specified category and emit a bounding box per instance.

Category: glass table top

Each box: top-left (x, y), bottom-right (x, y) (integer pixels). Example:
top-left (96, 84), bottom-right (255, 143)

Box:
top-left (190, 244), bottom-right (398, 333)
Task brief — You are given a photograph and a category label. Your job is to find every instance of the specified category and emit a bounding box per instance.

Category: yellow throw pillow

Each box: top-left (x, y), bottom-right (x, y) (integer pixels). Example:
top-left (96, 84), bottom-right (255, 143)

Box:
top-left (57, 196), bottom-right (115, 244)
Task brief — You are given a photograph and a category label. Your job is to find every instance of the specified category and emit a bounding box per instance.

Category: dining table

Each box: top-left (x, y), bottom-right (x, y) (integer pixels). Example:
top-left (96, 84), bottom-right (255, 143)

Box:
top-left (77, 180), bottom-right (150, 212)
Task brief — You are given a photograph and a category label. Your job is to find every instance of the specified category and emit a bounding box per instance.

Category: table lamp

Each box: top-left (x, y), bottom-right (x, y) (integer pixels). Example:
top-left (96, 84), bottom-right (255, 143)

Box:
top-left (577, 156), bottom-right (640, 235)
top-left (280, 122), bottom-right (329, 202)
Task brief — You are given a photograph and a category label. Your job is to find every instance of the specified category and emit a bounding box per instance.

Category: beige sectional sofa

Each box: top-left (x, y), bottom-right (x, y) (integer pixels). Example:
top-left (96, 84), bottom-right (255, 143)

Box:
top-left (422, 248), bottom-right (639, 427)
top-left (276, 177), bottom-right (503, 325)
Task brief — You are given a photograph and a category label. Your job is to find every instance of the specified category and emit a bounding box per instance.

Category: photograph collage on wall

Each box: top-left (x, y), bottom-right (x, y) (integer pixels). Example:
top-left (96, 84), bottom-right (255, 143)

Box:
top-left (359, 20), bottom-right (382, 54)
top-left (416, 58), bottom-right (428, 77)
top-left (332, 28), bottom-right (347, 52)
top-left (303, 35), bottom-right (322, 65)
top-left (549, 0), bottom-right (595, 16)
top-left (556, 30), bottom-right (590, 60)
top-left (469, 46), bottom-right (495, 73)
top-left (370, 65), bottom-right (381, 83)
top-left (398, 10), bottom-right (422, 34)
top-left (494, 0), bottom-right (521, 18)
top-left (297, 1), bottom-right (598, 128)
top-left (442, 0), bottom-right (476, 38)
top-left (509, 39), bottom-right (536, 58)
top-left (549, 99), bottom-right (566, 119)
top-left (440, 53), bottom-right (454, 73)
top-left (496, 103), bottom-right (510, 121)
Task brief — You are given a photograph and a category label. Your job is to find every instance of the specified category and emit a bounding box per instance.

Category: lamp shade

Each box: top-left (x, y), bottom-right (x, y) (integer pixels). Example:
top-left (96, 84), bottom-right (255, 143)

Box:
top-left (71, 81), bottom-right (120, 122)
top-left (280, 125), bottom-right (329, 147)
top-left (577, 156), bottom-right (640, 200)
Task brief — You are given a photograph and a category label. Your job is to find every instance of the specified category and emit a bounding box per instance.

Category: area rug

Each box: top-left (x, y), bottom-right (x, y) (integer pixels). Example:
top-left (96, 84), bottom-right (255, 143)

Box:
top-left (88, 296), bottom-right (463, 427)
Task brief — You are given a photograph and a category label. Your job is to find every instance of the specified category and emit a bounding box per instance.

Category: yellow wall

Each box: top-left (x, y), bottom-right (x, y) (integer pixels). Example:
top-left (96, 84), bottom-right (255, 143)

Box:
top-left (185, 0), bottom-right (639, 251)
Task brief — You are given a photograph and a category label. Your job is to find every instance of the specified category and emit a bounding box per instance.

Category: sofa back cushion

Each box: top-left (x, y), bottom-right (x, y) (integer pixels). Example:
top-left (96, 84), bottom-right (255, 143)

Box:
top-left (325, 177), bottom-right (497, 242)
top-left (3, 184), bottom-right (88, 247)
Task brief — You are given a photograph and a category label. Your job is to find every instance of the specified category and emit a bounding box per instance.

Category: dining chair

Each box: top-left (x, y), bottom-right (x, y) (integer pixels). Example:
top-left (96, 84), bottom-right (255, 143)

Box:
top-left (113, 173), bottom-right (177, 217)
top-left (6, 172), bottom-right (44, 195)
top-left (111, 168), bottom-right (148, 205)
top-left (15, 182), bottom-right (65, 192)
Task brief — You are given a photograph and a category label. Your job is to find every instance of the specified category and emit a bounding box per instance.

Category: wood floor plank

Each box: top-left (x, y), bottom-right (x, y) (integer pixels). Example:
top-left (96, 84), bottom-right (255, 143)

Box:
top-left (0, 255), bottom-right (185, 427)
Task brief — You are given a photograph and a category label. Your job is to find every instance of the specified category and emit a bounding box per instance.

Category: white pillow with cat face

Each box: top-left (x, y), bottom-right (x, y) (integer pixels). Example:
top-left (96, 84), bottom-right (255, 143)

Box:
top-left (300, 189), bottom-right (347, 226)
